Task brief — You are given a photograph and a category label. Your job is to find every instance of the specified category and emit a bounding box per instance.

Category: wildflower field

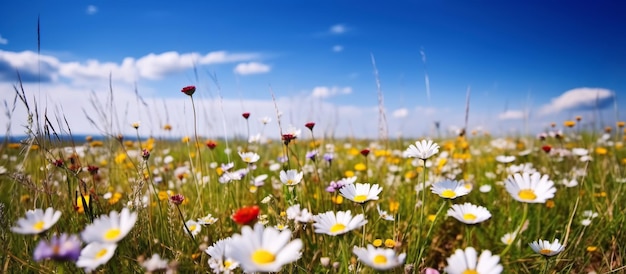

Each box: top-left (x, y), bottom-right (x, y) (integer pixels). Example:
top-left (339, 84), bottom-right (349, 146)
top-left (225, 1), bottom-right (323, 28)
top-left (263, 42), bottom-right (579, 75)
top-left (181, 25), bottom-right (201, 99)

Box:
top-left (1, 86), bottom-right (626, 273)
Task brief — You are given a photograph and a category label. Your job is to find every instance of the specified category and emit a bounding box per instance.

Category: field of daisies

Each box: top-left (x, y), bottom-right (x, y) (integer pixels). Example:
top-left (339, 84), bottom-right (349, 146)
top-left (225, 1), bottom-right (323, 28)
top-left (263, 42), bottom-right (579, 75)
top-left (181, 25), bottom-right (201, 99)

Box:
top-left (1, 86), bottom-right (625, 273)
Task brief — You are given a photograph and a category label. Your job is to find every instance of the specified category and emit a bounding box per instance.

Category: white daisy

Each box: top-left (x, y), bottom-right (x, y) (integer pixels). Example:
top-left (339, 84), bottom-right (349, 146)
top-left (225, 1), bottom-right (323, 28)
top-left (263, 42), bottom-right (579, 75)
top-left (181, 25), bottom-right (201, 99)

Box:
top-left (404, 139), bottom-right (440, 160)
top-left (445, 247), bottom-right (503, 274)
top-left (285, 204), bottom-right (313, 223)
top-left (280, 169), bottom-right (304, 186)
top-left (352, 245), bottom-right (406, 271)
top-left (185, 220), bottom-right (202, 237)
top-left (141, 254), bottom-right (169, 273)
top-left (75, 242), bottom-right (117, 273)
top-left (376, 205), bottom-right (394, 221)
top-left (447, 203), bottom-right (492, 224)
top-left (11, 207), bottom-right (62, 235)
top-left (431, 180), bottom-right (471, 199)
top-left (81, 208), bottom-right (137, 243)
top-left (205, 238), bottom-right (239, 274)
top-left (505, 172), bottom-right (556, 203)
top-left (501, 232), bottom-right (518, 245)
top-left (495, 155), bottom-right (516, 163)
top-left (239, 151), bottom-right (260, 163)
top-left (529, 239), bottom-right (565, 257)
top-left (312, 210), bottom-right (367, 236)
top-left (339, 183), bottom-right (382, 203)
top-left (226, 223), bottom-right (302, 273)
top-left (198, 214), bottom-right (219, 226)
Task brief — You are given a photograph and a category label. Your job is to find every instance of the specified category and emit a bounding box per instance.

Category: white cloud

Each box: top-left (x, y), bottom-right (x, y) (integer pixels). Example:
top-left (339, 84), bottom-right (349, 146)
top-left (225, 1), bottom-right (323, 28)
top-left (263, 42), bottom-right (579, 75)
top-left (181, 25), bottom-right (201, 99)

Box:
top-left (311, 86), bottom-right (352, 98)
top-left (0, 49), bottom-right (261, 83)
top-left (332, 45), bottom-right (343, 52)
top-left (330, 24), bottom-right (348, 34)
top-left (415, 106), bottom-right (437, 115)
top-left (86, 5), bottom-right (98, 15)
top-left (233, 62), bottom-right (271, 75)
top-left (392, 108), bottom-right (408, 118)
top-left (539, 87), bottom-right (615, 115)
top-left (498, 110), bottom-right (526, 120)
top-left (0, 34), bottom-right (7, 45)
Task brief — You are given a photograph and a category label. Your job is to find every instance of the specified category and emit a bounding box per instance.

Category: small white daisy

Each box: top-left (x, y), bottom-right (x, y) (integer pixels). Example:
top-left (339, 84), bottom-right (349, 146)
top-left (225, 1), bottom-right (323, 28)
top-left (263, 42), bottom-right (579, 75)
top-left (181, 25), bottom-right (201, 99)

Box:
top-left (185, 220), bottom-right (202, 237)
top-left (239, 151), bottom-right (260, 163)
top-left (479, 184), bottom-right (492, 193)
top-left (11, 207), bottom-right (62, 235)
top-left (529, 239), bottom-right (565, 257)
top-left (431, 180), bottom-right (471, 199)
top-left (501, 232), bottom-right (518, 246)
top-left (447, 203), bottom-right (492, 224)
top-left (205, 238), bottom-right (239, 274)
top-left (226, 223), bottom-right (302, 273)
top-left (75, 242), bottom-right (117, 273)
top-left (376, 205), bottom-right (394, 221)
top-left (404, 139), bottom-right (440, 160)
top-left (505, 172), bottom-right (556, 203)
top-left (352, 245), bottom-right (406, 271)
top-left (81, 208), bottom-right (137, 243)
top-left (445, 247), bottom-right (503, 274)
top-left (339, 183), bottom-right (383, 203)
top-left (280, 169), bottom-right (304, 186)
top-left (312, 210), bottom-right (367, 236)
top-left (141, 254), bottom-right (169, 273)
top-left (286, 204), bottom-right (313, 223)
top-left (198, 214), bottom-right (219, 226)
top-left (495, 155), bottom-right (516, 163)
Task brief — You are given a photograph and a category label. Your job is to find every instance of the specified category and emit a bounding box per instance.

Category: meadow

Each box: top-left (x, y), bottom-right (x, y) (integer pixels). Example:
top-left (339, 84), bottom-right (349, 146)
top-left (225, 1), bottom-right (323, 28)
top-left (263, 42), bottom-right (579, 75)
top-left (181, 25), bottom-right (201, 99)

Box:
top-left (1, 85), bottom-right (625, 274)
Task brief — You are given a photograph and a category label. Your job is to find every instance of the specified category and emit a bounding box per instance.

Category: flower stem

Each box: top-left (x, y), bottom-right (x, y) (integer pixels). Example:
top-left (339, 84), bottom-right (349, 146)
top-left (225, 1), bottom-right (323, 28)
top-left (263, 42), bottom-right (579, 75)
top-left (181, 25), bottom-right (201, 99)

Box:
top-left (500, 203), bottom-right (528, 257)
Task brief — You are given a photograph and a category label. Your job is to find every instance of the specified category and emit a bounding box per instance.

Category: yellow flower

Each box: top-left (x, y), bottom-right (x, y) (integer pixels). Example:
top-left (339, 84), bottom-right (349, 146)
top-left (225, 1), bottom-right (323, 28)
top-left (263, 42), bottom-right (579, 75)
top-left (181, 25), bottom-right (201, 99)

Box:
top-left (617, 121), bottom-right (625, 128)
top-left (586, 246), bottom-right (598, 252)
top-left (182, 136), bottom-right (190, 143)
top-left (372, 239), bottom-right (383, 247)
top-left (30, 145), bottom-right (39, 150)
top-left (108, 193), bottom-right (122, 205)
top-left (332, 195), bottom-right (344, 205)
top-left (354, 163), bottom-right (367, 171)
top-left (621, 158), bottom-right (626, 165)
top-left (348, 148), bottom-right (360, 156)
top-left (595, 147), bottom-right (608, 155)
top-left (389, 200), bottom-right (400, 214)
top-left (115, 153), bottom-right (127, 164)
top-left (20, 194), bottom-right (30, 203)
top-left (594, 192), bottom-right (607, 198)
top-left (563, 120), bottom-right (576, 127)
top-left (404, 170), bottom-right (417, 180)
top-left (545, 200), bottom-right (555, 208)
top-left (427, 214), bottom-right (436, 222)
top-left (8, 143), bottom-right (21, 149)
top-left (124, 140), bottom-right (135, 148)
top-left (76, 195), bottom-right (90, 213)
top-left (158, 191), bottom-right (170, 201)
top-left (344, 170), bottom-right (355, 178)
top-left (163, 124), bottom-right (172, 131)
top-left (90, 140), bottom-right (104, 147)
top-left (384, 239), bottom-right (396, 248)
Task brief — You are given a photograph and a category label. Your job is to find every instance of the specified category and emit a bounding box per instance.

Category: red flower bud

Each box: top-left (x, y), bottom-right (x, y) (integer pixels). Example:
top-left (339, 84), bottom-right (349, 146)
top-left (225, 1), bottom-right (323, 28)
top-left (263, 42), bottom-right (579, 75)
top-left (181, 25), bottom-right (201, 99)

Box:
top-left (242, 112), bottom-right (250, 119)
top-left (181, 85), bottom-right (196, 96)
top-left (360, 149), bottom-right (370, 157)
top-left (305, 122), bottom-right (315, 130)
top-left (206, 140), bottom-right (217, 150)
top-left (542, 145), bottom-right (552, 153)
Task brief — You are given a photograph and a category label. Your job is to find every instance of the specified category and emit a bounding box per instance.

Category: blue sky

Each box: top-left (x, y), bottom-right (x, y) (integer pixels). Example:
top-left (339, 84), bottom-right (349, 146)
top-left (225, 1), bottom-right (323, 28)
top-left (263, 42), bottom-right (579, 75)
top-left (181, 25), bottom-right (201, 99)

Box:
top-left (0, 1), bottom-right (624, 139)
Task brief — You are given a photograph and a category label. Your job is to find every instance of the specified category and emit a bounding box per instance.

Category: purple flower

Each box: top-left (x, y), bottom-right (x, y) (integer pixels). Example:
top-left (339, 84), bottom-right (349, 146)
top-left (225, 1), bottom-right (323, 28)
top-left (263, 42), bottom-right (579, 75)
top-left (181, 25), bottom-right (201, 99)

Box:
top-left (306, 150), bottom-right (318, 161)
top-left (278, 156), bottom-right (289, 163)
top-left (33, 233), bottom-right (82, 262)
top-left (323, 153), bottom-right (334, 163)
top-left (325, 181), bottom-right (341, 193)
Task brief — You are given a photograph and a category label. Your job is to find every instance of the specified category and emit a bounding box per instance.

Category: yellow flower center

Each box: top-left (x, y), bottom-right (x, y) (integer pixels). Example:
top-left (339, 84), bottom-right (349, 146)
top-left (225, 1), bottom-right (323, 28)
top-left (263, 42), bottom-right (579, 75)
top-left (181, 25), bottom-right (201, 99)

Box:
top-left (244, 157), bottom-right (251, 162)
top-left (224, 260), bottom-right (233, 268)
top-left (32, 221), bottom-right (45, 231)
top-left (463, 270), bottom-right (478, 274)
top-left (353, 195), bottom-right (367, 203)
top-left (189, 225), bottom-right (197, 232)
top-left (441, 189), bottom-right (456, 198)
top-left (287, 179), bottom-right (294, 185)
top-left (251, 249), bottom-right (275, 264)
top-left (463, 213), bottom-right (477, 221)
top-left (518, 189), bottom-right (537, 201)
top-left (373, 254), bottom-right (387, 265)
top-left (95, 248), bottom-right (109, 259)
top-left (539, 249), bottom-right (552, 255)
top-left (330, 223), bottom-right (346, 233)
top-left (103, 228), bottom-right (121, 241)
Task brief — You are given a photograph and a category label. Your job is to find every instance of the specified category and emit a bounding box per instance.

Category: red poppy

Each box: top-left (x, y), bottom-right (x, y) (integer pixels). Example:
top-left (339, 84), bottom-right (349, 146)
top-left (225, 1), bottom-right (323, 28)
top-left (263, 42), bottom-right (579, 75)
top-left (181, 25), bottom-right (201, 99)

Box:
top-left (242, 112), bottom-right (250, 119)
top-left (231, 205), bottom-right (260, 225)
top-left (181, 85), bottom-right (196, 96)
top-left (206, 140), bottom-right (217, 150)
top-left (282, 134), bottom-right (296, 145)
top-left (360, 149), bottom-right (370, 157)
top-left (542, 145), bottom-right (552, 153)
